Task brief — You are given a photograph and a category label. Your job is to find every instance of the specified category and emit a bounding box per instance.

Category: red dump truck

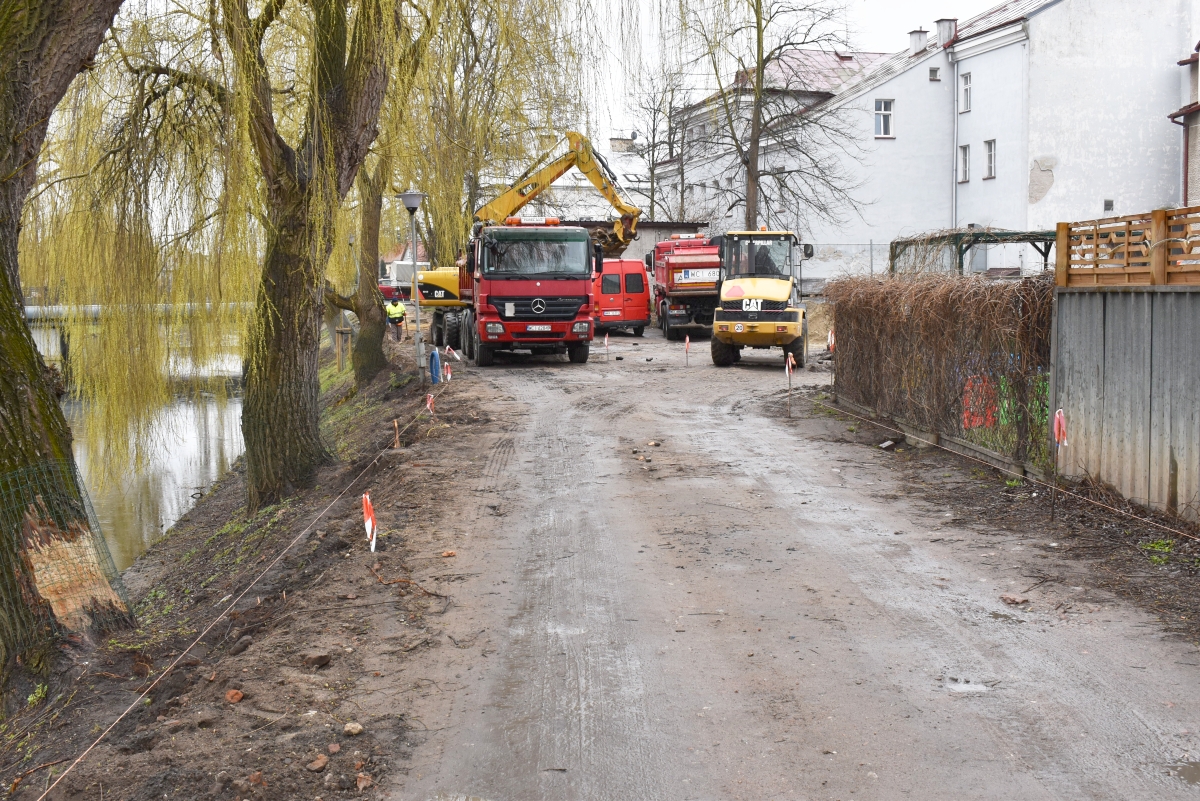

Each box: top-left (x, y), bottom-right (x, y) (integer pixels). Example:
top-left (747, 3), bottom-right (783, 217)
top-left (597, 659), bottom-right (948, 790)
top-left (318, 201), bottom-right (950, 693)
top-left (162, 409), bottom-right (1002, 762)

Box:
top-left (454, 216), bottom-right (598, 365)
top-left (646, 235), bottom-right (721, 340)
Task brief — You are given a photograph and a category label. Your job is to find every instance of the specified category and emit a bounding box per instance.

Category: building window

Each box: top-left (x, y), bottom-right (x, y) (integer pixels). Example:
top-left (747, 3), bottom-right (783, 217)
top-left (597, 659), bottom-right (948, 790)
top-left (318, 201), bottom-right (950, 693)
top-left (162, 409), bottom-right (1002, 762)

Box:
top-left (984, 140), bottom-right (996, 179)
top-left (1104, 199), bottom-right (1114, 213)
top-left (959, 144), bottom-right (970, 182)
top-left (929, 67), bottom-right (941, 81)
top-left (874, 99), bottom-right (893, 137)
top-left (961, 73), bottom-right (971, 112)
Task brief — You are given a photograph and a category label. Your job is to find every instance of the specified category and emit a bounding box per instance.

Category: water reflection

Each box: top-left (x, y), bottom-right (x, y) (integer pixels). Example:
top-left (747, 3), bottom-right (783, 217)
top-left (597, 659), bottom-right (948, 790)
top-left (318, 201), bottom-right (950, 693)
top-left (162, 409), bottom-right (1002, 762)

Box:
top-left (65, 397), bottom-right (244, 571)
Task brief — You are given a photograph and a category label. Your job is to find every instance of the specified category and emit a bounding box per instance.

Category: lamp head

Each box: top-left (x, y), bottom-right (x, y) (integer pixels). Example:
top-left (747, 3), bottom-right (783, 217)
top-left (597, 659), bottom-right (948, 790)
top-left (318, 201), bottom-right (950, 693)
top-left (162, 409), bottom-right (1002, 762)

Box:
top-left (398, 189), bottom-right (425, 215)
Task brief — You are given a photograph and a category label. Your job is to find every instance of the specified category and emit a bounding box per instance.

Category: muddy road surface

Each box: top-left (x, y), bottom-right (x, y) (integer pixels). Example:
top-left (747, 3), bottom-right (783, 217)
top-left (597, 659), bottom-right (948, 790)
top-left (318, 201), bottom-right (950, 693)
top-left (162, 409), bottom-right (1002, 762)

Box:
top-left (388, 330), bottom-right (1200, 801)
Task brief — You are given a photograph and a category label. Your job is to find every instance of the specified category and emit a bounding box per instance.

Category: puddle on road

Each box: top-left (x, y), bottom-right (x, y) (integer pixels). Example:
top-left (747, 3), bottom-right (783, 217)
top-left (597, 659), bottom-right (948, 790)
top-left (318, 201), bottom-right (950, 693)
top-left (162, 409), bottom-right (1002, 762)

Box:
top-left (1169, 762), bottom-right (1200, 784)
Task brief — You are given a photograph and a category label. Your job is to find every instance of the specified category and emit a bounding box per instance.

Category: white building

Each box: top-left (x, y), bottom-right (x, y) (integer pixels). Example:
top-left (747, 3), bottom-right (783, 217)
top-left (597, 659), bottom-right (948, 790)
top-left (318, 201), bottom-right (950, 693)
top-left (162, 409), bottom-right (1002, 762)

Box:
top-left (680, 0), bottom-right (1195, 282)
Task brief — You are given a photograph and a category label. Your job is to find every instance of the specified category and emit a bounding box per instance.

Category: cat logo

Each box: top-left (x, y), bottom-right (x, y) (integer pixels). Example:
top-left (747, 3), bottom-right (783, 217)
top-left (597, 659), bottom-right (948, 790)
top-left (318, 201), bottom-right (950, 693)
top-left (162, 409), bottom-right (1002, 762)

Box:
top-left (742, 298), bottom-right (762, 312)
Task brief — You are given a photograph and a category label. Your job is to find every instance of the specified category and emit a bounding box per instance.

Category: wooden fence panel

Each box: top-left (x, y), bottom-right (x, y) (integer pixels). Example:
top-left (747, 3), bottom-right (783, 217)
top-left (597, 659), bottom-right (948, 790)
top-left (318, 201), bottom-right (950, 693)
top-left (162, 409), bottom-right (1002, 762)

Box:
top-left (1058, 206), bottom-right (1200, 287)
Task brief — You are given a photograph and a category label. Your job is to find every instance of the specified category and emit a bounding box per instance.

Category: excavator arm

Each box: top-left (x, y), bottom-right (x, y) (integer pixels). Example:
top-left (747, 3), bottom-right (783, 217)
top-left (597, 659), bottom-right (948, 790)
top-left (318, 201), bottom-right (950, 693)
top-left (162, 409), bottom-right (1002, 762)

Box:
top-left (473, 131), bottom-right (642, 255)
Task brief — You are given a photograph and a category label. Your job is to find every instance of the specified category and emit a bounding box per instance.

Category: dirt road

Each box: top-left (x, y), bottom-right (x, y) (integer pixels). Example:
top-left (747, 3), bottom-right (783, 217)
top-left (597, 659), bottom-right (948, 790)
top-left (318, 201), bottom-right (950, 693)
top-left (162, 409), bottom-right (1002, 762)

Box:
top-left (383, 330), bottom-right (1200, 800)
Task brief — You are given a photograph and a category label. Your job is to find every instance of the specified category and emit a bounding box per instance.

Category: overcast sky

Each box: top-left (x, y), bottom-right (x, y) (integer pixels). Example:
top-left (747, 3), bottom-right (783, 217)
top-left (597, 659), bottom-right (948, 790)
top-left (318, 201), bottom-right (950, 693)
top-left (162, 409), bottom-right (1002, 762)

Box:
top-left (844, 0), bottom-right (1000, 52)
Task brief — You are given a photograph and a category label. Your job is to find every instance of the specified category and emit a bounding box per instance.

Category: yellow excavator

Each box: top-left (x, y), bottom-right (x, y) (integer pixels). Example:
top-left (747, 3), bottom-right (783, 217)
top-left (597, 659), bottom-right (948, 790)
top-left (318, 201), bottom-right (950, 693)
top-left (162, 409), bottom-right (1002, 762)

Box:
top-left (424, 131), bottom-right (643, 348)
top-left (474, 131), bottom-right (641, 254)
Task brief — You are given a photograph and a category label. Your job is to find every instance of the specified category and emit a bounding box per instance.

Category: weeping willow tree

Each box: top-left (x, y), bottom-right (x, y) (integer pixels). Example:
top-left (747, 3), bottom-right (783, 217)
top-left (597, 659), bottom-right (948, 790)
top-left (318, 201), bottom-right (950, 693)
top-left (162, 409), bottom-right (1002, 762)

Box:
top-left (22, 0), bottom-right (439, 508)
top-left (397, 0), bottom-right (644, 270)
top-left (319, 0), bottom-right (586, 385)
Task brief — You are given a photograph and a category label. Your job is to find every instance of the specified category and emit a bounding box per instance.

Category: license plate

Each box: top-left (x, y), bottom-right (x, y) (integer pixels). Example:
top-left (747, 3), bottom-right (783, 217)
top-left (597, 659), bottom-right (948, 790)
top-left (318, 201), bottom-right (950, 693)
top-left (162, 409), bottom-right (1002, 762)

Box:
top-left (677, 268), bottom-right (719, 283)
top-left (526, 324), bottom-right (551, 331)
top-left (603, 310), bottom-right (621, 316)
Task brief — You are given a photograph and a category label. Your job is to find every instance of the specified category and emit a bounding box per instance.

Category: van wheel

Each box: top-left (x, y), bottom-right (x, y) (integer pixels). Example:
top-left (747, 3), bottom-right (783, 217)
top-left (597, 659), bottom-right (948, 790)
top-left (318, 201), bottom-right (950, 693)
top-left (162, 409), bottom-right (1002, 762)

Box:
top-left (445, 312), bottom-right (461, 350)
top-left (711, 337), bottom-right (735, 366)
top-left (567, 343), bottom-right (590, 364)
top-left (632, 325), bottom-right (644, 337)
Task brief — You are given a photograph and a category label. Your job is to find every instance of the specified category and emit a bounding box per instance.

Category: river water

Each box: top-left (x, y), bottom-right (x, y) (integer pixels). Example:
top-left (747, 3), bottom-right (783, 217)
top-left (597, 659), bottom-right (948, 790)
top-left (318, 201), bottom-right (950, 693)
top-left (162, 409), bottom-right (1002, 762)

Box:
top-left (66, 397), bottom-right (244, 571)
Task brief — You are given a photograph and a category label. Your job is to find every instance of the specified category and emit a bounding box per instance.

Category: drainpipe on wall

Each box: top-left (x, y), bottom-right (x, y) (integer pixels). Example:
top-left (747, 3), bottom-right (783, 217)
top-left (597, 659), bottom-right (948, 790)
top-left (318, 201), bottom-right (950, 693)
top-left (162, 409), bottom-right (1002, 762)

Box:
top-left (952, 55), bottom-right (959, 229)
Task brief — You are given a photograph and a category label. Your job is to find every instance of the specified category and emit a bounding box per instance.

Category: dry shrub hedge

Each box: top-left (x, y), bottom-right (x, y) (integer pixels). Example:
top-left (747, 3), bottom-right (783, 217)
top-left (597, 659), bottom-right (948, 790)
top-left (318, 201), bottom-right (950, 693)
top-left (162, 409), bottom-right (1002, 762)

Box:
top-left (826, 272), bottom-right (1055, 472)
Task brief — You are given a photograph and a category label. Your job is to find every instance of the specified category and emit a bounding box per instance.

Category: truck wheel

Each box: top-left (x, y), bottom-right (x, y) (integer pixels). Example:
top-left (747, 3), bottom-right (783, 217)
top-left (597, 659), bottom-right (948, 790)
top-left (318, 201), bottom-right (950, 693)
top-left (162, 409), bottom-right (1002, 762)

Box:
top-left (664, 315), bottom-right (676, 341)
top-left (567, 342), bottom-right (590, 363)
top-left (785, 335), bottom-right (806, 368)
top-left (431, 312), bottom-right (444, 346)
top-left (711, 336), bottom-right (735, 366)
top-left (473, 327), bottom-right (494, 367)
top-left (445, 312), bottom-right (461, 350)
top-left (462, 311), bottom-right (475, 360)
top-left (632, 325), bottom-right (644, 337)
top-left (732, 346), bottom-right (742, 362)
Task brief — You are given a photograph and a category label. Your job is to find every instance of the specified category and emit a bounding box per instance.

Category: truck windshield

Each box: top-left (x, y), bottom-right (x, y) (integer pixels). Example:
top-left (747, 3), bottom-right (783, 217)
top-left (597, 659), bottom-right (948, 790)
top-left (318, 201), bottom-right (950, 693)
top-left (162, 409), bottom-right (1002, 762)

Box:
top-left (482, 236), bottom-right (590, 276)
top-left (725, 236), bottom-right (794, 277)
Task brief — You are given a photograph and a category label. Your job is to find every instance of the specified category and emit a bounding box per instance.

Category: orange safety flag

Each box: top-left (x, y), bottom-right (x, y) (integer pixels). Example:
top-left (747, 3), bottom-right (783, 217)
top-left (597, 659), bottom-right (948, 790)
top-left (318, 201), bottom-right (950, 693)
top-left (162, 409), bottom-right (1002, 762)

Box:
top-left (445, 364), bottom-right (452, 382)
top-left (604, 332), bottom-right (609, 349)
top-left (828, 328), bottom-right (835, 352)
top-left (362, 493), bottom-right (377, 552)
top-left (1054, 408), bottom-right (1068, 447)
top-left (426, 393), bottom-right (435, 414)
top-left (445, 345), bottom-right (461, 361)
top-left (685, 334), bottom-right (690, 352)
top-left (786, 352), bottom-right (796, 375)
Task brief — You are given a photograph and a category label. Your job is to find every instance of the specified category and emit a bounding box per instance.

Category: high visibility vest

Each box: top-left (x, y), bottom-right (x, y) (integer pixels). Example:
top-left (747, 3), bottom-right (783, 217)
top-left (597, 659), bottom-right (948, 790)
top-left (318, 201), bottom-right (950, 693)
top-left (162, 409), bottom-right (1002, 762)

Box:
top-left (386, 302), bottom-right (405, 322)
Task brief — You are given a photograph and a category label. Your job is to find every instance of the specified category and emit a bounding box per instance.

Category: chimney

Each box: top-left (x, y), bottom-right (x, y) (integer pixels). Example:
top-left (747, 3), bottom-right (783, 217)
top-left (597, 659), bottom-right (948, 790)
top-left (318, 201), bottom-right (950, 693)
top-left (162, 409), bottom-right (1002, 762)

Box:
top-left (936, 18), bottom-right (958, 47)
top-left (909, 28), bottom-right (928, 56)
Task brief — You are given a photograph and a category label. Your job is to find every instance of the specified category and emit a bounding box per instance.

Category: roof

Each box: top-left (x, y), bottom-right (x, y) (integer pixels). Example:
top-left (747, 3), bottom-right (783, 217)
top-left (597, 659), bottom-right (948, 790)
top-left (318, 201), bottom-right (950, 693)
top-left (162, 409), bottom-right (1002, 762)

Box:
top-left (951, 0), bottom-right (1062, 45)
top-left (682, 49), bottom-right (890, 114)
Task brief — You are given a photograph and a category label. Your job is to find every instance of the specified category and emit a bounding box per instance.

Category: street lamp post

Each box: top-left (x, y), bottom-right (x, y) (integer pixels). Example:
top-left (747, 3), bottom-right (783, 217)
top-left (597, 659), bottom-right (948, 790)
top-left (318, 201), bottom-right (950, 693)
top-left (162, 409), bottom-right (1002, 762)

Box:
top-left (399, 189), bottom-right (426, 386)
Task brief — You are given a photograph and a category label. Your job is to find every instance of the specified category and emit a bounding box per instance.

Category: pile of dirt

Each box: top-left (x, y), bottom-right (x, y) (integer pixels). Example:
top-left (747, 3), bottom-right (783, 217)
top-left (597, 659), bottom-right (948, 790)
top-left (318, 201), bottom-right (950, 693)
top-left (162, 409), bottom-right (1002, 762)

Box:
top-left (1, 337), bottom-right (494, 799)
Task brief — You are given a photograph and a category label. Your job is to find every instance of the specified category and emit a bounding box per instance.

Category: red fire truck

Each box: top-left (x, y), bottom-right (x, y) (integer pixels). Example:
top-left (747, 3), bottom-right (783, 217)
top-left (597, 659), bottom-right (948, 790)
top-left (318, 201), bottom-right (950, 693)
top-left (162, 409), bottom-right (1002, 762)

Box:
top-left (645, 234), bottom-right (721, 340)
top-left (454, 216), bottom-right (598, 366)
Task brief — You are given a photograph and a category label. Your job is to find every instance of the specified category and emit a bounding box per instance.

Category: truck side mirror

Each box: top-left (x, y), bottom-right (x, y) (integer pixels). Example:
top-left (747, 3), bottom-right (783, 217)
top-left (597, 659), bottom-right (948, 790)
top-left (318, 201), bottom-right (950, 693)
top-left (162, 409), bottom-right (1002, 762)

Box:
top-left (643, 252), bottom-right (652, 270)
top-left (465, 249), bottom-right (476, 275)
top-left (593, 243), bottom-right (604, 276)
top-left (801, 243), bottom-right (814, 260)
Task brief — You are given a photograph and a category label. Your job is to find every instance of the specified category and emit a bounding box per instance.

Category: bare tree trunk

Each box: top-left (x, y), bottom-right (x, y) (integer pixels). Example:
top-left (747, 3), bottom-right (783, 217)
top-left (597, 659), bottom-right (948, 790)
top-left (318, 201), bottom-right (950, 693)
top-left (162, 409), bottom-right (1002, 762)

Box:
top-left (326, 161), bottom-right (389, 386)
top-left (744, 0), bottom-right (766, 230)
top-left (0, 0), bottom-right (130, 660)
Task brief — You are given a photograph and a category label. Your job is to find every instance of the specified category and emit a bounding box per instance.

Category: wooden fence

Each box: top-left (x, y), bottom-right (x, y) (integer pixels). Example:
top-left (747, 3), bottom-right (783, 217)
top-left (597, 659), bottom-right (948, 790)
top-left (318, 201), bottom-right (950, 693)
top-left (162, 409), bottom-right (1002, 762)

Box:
top-left (1055, 206), bottom-right (1200, 287)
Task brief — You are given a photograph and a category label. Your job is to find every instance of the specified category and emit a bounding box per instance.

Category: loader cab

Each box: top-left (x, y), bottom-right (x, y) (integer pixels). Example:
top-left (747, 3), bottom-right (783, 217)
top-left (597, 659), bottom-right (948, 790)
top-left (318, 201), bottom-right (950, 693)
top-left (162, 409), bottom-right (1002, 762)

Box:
top-left (720, 232), bottom-right (797, 278)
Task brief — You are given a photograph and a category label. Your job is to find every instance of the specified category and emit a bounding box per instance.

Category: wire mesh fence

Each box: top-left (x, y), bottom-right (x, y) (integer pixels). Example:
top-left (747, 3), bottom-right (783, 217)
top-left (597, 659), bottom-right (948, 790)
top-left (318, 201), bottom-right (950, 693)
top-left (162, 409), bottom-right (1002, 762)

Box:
top-left (826, 272), bottom-right (1055, 475)
top-left (0, 459), bottom-right (132, 662)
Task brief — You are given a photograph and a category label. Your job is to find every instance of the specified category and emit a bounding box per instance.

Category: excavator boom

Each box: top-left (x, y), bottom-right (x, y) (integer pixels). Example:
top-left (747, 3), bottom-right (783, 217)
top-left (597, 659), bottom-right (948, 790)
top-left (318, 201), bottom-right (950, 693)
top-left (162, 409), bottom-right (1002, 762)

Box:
top-left (473, 131), bottom-right (642, 255)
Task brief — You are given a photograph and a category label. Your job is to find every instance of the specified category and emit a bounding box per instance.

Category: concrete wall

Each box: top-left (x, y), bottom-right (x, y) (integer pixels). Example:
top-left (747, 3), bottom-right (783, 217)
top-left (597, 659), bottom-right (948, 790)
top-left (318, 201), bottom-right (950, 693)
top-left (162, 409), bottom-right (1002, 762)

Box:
top-left (804, 49), bottom-right (955, 250)
top-left (1053, 288), bottom-right (1200, 521)
top-left (1027, 0), bottom-right (1186, 225)
top-left (952, 33), bottom-right (1030, 230)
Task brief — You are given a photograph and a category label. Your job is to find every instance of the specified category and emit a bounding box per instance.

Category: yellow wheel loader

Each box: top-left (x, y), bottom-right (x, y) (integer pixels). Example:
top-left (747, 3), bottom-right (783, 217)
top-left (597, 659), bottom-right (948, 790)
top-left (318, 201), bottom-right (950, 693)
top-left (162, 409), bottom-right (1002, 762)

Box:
top-left (709, 231), bottom-right (813, 367)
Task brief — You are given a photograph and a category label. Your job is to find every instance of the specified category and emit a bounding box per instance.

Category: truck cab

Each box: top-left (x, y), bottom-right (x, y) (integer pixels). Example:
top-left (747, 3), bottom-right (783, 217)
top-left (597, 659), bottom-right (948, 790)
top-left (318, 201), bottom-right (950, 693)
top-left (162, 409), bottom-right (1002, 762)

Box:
top-left (457, 217), bottom-right (596, 366)
top-left (710, 231), bottom-right (809, 366)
